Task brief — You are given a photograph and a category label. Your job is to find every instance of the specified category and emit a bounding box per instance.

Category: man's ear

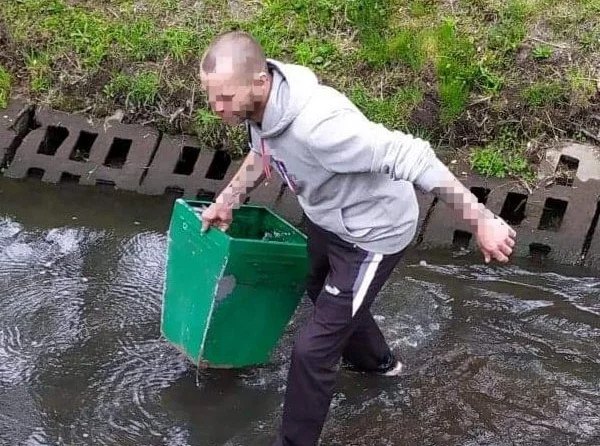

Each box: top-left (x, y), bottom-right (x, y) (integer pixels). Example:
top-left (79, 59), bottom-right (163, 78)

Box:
top-left (255, 71), bottom-right (270, 88)
top-left (199, 70), bottom-right (209, 91)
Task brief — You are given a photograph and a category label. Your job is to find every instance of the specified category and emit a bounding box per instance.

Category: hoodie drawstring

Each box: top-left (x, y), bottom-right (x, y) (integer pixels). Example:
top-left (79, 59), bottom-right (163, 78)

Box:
top-left (261, 138), bottom-right (272, 180)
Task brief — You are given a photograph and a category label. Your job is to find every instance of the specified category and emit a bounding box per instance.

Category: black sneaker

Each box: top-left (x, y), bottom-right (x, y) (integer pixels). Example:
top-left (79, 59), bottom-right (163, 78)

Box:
top-left (341, 354), bottom-right (404, 377)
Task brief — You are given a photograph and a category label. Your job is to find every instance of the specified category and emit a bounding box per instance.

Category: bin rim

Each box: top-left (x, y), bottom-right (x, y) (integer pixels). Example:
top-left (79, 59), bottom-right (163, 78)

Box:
top-left (175, 198), bottom-right (308, 245)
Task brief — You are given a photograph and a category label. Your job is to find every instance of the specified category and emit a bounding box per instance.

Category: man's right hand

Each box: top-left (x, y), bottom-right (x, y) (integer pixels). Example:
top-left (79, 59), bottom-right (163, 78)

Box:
top-left (201, 201), bottom-right (233, 233)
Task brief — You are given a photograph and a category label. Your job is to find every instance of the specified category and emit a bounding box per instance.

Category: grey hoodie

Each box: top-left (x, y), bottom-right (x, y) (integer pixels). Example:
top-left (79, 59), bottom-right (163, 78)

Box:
top-left (247, 59), bottom-right (449, 255)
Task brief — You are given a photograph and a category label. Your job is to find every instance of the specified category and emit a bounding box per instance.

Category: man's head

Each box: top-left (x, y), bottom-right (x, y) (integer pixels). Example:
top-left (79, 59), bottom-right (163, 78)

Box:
top-left (200, 31), bottom-right (271, 125)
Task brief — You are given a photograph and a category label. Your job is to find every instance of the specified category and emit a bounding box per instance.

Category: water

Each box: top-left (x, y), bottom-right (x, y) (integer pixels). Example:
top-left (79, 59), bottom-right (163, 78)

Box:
top-left (1, 177), bottom-right (599, 446)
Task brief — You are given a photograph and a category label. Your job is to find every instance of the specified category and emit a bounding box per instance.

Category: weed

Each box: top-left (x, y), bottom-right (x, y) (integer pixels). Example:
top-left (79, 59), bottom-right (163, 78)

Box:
top-left (54, 9), bottom-right (112, 68)
top-left (194, 108), bottom-right (247, 158)
top-left (349, 83), bottom-right (423, 130)
top-left (474, 61), bottom-right (505, 95)
top-left (581, 0), bottom-right (600, 14)
top-left (469, 129), bottom-right (534, 180)
top-left (579, 26), bottom-right (600, 52)
top-left (408, 0), bottom-right (437, 18)
top-left (24, 51), bottom-right (52, 93)
top-left (523, 81), bottom-right (566, 107)
top-left (104, 71), bottom-right (160, 106)
top-left (0, 67), bottom-right (11, 109)
top-left (130, 72), bottom-right (160, 105)
top-left (162, 28), bottom-right (199, 63)
top-left (487, 0), bottom-right (529, 54)
top-left (347, 0), bottom-right (394, 66)
top-left (435, 19), bottom-right (478, 124)
top-left (103, 74), bottom-right (130, 101)
top-left (567, 67), bottom-right (598, 107)
top-left (388, 29), bottom-right (427, 71)
top-left (532, 45), bottom-right (553, 60)
top-left (293, 39), bottom-right (336, 68)
top-left (113, 18), bottom-right (163, 62)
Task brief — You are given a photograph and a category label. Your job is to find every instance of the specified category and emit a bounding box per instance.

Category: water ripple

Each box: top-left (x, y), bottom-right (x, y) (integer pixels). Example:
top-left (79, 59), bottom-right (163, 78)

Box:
top-left (1, 210), bottom-right (600, 445)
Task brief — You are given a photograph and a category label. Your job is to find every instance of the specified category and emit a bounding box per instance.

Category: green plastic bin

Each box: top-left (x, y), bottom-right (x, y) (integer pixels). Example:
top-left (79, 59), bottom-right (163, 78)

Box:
top-left (161, 199), bottom-right (309, 368)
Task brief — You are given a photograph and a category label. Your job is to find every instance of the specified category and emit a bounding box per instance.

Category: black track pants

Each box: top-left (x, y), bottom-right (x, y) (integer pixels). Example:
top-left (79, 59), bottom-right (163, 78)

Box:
top-left (273, 217), bottom-right (405, 446)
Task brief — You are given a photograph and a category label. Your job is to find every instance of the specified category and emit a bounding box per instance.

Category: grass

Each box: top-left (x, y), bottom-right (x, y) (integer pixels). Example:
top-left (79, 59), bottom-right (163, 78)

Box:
top-left (532, 45), bottom-right (553, 60)
top-left (103, 71), bottom-right (161, 107)
top-left (469, 128), bottom-right (535, 181)
top-left (0, 66), bottom-right (10, 109)
top-left (0, 0), bottom-right (599, 182)
top-left (523, 81), bottom-right (567, 108)
top-left (487, 0), bottom-right (530, 55)
top-left (349, 83), bottom-right (424, 130)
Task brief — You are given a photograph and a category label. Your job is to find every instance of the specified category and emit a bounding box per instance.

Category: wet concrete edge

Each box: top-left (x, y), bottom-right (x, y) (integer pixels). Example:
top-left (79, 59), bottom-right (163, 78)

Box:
top-left (1, 100), bottom-right (599, 270)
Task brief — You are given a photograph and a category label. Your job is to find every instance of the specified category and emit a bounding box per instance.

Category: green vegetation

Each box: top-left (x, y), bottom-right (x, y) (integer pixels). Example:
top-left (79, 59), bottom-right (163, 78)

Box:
top-left (0, 66), bottom-right (10, 109)
top-left (523, 81), bottom-right (567, 108)
top-left (532, 45), bottom-right (553, 60)
top-left (103, 71), bottom-right (161, 107)
top-left (349, 83), bottom-right (424, 130)
top-left (0, 0), bottom-right (599, 182)
top-left (469, 129), bottom-right (535, 181)
top-left (487, 0), bottom-right (530, 55)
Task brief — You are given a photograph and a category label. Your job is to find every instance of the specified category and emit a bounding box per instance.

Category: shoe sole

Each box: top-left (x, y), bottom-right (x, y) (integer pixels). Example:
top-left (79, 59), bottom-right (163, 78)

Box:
top-left (380, 361), bottom-right (403, 377)
top-left (341, 360), bottom-right (405, 377)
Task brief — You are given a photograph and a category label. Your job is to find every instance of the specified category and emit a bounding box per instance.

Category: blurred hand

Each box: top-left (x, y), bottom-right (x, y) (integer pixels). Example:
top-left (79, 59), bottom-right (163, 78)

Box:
top-left (476, 216), bottom-right (517, 263)
top-left (201, 202), bottom-right (233, 233)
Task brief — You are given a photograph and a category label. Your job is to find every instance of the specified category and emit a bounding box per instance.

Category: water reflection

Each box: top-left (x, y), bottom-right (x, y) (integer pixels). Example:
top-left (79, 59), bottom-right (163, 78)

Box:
top-left (0, 178), bottom-right (599, 445)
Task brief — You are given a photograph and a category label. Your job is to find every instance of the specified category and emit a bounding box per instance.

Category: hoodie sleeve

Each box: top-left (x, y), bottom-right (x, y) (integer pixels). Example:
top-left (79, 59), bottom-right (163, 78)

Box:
top-left (306, 106), bottom-right (447, 191)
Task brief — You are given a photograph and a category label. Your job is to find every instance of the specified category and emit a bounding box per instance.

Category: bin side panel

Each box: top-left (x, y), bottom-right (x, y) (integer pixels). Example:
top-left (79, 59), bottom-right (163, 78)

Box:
top-left (161, 200), bottom-right (229, 364)
top-left (202, 241), bottom-right (309, 367)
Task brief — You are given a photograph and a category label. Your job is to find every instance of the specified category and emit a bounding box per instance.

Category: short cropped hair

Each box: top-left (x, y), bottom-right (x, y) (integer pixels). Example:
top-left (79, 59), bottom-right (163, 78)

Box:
top-left (200, 31), bottom-right (268, 84)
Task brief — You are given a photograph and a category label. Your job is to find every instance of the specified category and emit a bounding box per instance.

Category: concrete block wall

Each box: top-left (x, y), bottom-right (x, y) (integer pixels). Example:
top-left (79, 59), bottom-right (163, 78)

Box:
top-left (1, 100), bottom-right (599, 266)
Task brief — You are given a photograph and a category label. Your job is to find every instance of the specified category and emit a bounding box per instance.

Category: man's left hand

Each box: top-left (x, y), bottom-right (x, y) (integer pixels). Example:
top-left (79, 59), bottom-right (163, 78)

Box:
top-left (476, 216), bottom-right (517, 264)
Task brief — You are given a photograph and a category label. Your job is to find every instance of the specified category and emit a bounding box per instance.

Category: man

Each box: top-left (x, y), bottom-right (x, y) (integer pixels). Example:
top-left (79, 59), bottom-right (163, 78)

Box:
top-left (199, 31), bottom-right (516, 446)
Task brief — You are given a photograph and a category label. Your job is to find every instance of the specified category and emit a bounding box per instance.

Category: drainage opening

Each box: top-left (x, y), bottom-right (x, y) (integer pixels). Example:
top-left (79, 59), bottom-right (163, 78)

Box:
top-left (104, 137), bottom-right (132, 168)
top-left (206, 150), bottom-right (231, 180)
top-left (470, 186), bottom-right (490, 205)
top-left (1, 105), bottom-right (39, 169)
top-left (60, 172), bottom-right (81, 183)
top-left (452, 230), bottom-right (472, 249)
top-left (38, 126), bottom-right (69, 156)
top-left (174, 146), bottom-right (200, 176)
top-left (499, 192), bottom-right (527, 226)
top-left (538, 198), bottom-right (568, 231)
top-left (70, 131), bottom-right (98, 162)
top-left (96, 179), bottom-right (116, 188)
top-left (165, 186), bottom-right (185, 197)
top-left (581, 199), bottom-right (600, 260)
top-left (529, 243), bottom-right (551, 260)
top-left (196, 189), bottom-right (216, 201)
top-left (555, 155), bottom-right (579, 187)
top-left (27, 168), bottom-right (45, 179)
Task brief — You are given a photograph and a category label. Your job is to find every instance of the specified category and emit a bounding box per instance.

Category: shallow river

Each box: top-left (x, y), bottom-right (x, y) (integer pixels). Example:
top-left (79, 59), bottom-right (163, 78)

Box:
top-left (1, 177), bottom-right (599, 446)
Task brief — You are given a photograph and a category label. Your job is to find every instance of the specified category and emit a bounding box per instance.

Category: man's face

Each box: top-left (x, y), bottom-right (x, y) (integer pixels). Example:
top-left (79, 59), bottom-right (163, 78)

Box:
top-left (200, 56), bottom-right (266, 125)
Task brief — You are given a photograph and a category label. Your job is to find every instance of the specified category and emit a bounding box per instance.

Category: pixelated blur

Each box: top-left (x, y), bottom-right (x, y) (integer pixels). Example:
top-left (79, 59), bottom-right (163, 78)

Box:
top-left (216, 161), bottom-right (262, 209)
top-left (199, 33), bottom-right (270, 126)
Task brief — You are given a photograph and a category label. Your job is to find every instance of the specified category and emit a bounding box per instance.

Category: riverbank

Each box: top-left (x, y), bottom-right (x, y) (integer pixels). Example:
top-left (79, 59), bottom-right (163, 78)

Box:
top-left (0, 0), bottom-right (599, 183)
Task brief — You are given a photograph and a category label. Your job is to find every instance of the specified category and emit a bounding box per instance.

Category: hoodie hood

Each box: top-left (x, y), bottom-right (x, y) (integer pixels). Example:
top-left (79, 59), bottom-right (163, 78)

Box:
top-left (259, 59), bottom-right (319, 138)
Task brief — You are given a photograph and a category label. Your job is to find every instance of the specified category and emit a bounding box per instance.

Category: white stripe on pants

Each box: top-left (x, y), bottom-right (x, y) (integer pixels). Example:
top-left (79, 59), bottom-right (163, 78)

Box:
top-left (352, 253), bottom-right (383, 317)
